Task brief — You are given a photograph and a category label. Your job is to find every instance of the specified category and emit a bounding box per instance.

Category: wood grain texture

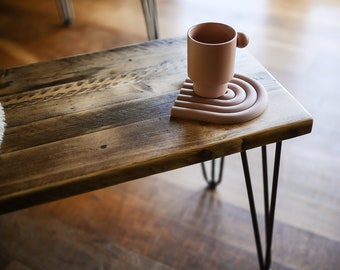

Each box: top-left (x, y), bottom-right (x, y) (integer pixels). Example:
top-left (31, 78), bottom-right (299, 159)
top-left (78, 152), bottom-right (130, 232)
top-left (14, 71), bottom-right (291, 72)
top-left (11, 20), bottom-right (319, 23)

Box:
top-left (0, 37), bottom-right (312, 214)
top-left (1, 0), bottom-right (338, 269)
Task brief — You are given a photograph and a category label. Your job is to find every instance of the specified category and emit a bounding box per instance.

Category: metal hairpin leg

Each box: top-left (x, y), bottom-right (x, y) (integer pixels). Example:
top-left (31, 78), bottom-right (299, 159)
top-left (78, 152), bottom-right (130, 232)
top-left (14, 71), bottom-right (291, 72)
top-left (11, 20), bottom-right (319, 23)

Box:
top-left (140, 0), bottom-right (159, 40)
top-left (241, 142), bottom-right (282, 270)
top-left (201, 157), bottom-right (225, 189)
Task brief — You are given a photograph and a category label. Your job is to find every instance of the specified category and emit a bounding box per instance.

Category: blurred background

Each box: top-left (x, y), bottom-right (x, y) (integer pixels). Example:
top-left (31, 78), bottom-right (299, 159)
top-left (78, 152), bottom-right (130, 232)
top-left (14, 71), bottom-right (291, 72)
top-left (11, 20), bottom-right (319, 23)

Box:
top-left (0, 0), bottom-right (339, 269)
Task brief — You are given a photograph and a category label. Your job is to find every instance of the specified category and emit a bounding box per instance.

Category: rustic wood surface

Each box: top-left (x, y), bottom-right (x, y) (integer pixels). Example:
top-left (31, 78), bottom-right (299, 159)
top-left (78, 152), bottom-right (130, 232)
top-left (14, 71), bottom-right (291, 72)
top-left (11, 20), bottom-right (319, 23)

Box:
top-left (0, 37), bottom-right (312, 214)
top-left (1, 0), bottom-right (339, 269)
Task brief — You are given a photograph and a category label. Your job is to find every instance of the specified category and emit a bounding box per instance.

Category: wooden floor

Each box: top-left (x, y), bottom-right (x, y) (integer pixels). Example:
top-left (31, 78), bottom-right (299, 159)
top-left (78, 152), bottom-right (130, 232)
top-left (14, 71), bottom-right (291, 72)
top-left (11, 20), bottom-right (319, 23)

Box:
top-left (0, 0), bottom-right (340, 269)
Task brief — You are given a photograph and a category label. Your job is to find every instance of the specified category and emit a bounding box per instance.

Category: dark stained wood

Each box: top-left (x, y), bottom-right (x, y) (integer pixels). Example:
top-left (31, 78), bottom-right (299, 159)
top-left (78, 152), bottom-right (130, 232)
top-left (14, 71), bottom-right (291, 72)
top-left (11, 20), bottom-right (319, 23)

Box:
top-left (0, 37), bottom-right (312, 214)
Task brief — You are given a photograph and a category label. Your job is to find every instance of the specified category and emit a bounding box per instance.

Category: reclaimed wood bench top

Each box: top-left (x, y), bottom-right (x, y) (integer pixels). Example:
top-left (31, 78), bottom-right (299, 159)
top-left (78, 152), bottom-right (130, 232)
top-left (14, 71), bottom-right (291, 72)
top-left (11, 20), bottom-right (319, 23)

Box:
top-left (0, 37), bottom-right (313, 214)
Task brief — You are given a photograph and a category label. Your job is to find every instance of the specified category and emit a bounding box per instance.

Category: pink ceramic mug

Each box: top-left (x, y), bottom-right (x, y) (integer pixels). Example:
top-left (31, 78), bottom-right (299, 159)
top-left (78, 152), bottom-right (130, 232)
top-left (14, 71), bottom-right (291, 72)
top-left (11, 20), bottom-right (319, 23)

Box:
top-left (187, 22), bottom-right (249, 98)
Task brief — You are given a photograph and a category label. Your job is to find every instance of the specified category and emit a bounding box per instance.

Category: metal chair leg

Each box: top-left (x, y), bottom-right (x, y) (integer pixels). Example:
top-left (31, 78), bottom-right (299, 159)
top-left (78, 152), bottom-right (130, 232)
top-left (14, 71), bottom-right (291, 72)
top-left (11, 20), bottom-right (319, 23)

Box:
top-left (56, 0), bottom-right (158, 39)
top-left (56, 0), bottom-right (74, 26)
top-left (140, 0), bottom-right (159, 40)
top-left (201, 157), bottom-right (225, 189)
top-left (240, 142), bottom-right (282, 270)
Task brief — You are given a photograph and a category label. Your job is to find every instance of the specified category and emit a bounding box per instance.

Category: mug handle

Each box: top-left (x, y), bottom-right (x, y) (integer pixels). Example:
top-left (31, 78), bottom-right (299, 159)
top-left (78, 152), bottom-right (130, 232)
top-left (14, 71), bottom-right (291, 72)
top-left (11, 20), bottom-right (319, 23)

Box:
top-left (236, 32), bottom-right (249, 48)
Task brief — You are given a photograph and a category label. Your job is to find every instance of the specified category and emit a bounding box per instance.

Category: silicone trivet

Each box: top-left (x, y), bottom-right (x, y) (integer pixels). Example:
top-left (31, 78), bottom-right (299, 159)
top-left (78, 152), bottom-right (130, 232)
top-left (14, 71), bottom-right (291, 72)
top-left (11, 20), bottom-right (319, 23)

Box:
top-left (170, 73), bottom-right (268, 124)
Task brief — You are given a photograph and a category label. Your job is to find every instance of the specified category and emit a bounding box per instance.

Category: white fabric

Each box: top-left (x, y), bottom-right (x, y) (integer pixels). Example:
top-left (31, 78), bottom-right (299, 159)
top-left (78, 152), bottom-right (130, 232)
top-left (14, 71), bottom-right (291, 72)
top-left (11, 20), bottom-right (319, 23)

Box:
top-left (0, 102), bottom-right (5, 146)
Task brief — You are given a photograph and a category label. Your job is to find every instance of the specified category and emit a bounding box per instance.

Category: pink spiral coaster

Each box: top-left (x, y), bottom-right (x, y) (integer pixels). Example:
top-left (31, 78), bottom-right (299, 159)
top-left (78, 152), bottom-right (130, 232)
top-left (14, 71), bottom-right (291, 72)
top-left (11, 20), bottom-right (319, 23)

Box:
top-left (170, 73), bottom-right (268, 124)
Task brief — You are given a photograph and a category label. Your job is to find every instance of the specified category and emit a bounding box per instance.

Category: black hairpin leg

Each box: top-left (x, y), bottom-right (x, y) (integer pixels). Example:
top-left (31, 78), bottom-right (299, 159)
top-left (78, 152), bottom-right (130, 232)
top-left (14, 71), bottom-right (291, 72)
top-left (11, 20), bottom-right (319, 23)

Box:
top-left (201, 157), bottom-right (225, 189)
top-left (240, 142), bottom-right (282, 270)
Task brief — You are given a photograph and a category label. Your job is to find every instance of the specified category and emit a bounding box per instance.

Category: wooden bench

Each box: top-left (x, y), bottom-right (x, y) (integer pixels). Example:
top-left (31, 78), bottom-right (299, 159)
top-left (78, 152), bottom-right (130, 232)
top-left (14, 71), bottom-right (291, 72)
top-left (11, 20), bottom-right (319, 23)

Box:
top-left (0, 37), bottom-right (313, 270)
